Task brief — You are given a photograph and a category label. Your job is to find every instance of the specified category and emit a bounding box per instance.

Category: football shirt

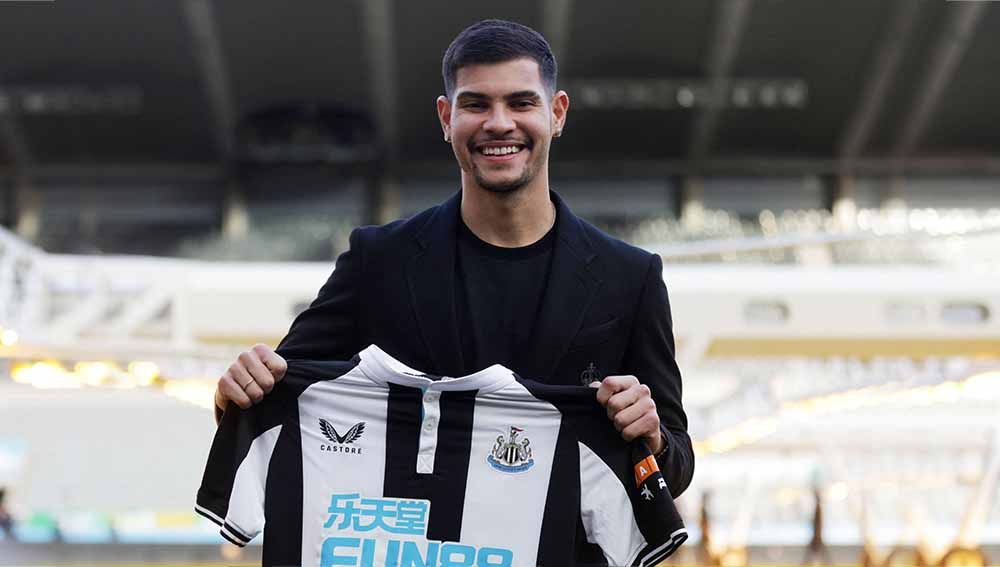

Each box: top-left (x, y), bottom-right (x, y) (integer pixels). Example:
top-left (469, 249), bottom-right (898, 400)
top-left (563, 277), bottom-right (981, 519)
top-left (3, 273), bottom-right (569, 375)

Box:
top-left (197, 345), bottom-right (687, 566)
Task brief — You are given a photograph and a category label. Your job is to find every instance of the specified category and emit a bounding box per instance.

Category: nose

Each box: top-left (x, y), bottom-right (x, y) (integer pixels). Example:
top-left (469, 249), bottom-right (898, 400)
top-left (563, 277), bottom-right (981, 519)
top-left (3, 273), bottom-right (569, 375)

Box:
top-left (482, 103), bottom-right (516, 135)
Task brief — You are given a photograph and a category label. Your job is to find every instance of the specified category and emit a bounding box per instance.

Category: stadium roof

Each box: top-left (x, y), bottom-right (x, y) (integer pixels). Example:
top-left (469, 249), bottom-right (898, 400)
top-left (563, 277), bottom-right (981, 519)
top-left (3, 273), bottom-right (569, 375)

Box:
top-left (1, 0), bottom-right (999, 180)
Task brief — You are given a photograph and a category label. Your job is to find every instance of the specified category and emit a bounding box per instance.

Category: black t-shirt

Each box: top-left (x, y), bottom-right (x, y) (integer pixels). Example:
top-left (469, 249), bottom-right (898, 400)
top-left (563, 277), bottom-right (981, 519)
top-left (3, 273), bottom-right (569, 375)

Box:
top-left (455, 215), bottom-right (555, 374)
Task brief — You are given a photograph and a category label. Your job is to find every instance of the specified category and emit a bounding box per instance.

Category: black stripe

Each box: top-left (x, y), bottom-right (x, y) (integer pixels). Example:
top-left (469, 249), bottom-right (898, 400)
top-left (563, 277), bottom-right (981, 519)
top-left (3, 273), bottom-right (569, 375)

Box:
top-left (382, 384), bottom-right (477, 543)
top-left (262, 400), bottom-right (303, 567)
top-left (195, 401), bottom-right (255, 522)
top-left (535, 419), bottom-right (592, 567)
top-left (196, 362), bottom-right (335, 526)
top-left (425, 388), bottom-right (476, 541)
top-left (518, 380), bottom-right (611, 565)
top-left (520, 378), bottom-right (689, 565)
top-left (630, 452), bottom-right (686, 564)
top-left (383, 383), bottom-right (423, 514)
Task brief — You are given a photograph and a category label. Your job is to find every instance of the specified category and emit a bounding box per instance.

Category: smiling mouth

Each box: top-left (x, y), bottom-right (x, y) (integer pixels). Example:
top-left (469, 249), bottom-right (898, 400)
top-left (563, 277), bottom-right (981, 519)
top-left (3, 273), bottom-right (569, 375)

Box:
top-left (473, 141), bottom-right (529, 158)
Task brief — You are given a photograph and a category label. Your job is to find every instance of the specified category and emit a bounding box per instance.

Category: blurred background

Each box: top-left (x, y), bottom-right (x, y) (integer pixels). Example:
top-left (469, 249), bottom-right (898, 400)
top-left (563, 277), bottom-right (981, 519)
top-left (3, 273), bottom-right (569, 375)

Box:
top-left (1, 0), bottom-right (999, 565)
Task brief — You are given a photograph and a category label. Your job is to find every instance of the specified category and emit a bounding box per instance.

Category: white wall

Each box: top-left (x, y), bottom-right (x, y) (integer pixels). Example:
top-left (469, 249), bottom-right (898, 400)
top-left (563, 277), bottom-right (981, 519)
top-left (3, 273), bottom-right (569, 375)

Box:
top-left (0, 382), bottom-right (217, 515)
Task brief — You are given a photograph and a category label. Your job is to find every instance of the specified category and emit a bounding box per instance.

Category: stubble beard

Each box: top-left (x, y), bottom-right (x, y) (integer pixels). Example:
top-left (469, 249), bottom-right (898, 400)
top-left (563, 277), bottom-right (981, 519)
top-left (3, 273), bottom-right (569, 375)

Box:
top-left (466, 141), bottom-right (545, 195)
top-left (473, 164), bottom-right (533, 194)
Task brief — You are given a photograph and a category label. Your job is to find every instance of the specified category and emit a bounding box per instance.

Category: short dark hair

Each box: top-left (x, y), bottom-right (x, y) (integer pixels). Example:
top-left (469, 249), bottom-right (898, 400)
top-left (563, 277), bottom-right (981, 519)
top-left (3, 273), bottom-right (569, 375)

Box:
top-left (442, 19), bottom-right (557, 99)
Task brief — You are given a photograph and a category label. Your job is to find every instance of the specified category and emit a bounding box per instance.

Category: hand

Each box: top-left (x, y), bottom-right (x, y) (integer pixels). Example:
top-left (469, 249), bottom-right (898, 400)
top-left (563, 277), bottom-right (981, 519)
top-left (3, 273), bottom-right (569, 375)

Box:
top-left (591, 375), bottom-right (664, 454)
top-left (215, 344), bottom-right (288, 411)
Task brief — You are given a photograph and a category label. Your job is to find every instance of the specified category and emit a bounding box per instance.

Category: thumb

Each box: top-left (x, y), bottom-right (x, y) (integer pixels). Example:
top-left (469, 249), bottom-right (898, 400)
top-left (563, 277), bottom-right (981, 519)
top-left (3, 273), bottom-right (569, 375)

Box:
top-left (588, 381), bottom-right (601, 388)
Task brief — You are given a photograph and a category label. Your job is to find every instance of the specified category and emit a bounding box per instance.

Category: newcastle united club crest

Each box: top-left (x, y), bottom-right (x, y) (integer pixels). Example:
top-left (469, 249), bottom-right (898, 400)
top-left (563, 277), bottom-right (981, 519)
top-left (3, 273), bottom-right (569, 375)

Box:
top-left (487, 426), bottom-right (534, 473)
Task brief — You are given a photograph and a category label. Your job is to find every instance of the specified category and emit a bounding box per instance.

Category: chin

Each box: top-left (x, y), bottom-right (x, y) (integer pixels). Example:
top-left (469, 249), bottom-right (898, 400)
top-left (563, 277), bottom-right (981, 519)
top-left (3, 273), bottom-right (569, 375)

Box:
top-left (476, 173), bottom-right (532, 194)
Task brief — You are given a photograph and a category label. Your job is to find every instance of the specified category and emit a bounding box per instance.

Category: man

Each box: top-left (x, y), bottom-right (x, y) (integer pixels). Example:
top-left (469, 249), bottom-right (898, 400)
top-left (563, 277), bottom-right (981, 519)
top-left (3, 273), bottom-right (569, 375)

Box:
top-left (214, 19), bottom-right (693, 499)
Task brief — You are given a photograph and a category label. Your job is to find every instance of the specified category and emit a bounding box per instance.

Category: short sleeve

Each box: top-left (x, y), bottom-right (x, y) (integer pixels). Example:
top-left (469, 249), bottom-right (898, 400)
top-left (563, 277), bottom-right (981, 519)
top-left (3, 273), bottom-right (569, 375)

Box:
top-left (195, 389), bottom-right (288, 547)
top-left (577, 407), bottom-right (688, 566)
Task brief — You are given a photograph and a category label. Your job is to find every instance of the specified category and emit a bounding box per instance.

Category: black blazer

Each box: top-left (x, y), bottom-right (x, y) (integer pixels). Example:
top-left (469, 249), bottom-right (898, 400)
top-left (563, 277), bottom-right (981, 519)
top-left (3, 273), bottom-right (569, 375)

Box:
top-left (276, 190), bottom-right (694, 496)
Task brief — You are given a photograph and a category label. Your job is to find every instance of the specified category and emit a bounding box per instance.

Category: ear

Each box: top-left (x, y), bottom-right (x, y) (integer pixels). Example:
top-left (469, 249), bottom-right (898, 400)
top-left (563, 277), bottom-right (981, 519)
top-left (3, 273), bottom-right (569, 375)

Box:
top-left (551, 90), bottom-right (569, 138)
top-left (436, 95), bottom-right (452, 141)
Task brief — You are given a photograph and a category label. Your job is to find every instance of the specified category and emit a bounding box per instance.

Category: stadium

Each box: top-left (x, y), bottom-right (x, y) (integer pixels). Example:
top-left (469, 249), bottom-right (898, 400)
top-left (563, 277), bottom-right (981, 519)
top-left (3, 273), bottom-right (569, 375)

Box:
top-left (1, 0), bottom-right (999, 566)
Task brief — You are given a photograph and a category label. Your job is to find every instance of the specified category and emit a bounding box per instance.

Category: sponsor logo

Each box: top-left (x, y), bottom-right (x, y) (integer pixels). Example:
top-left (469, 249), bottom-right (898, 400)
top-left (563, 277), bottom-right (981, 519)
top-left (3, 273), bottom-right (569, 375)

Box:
top-left (319, 419), bottom-right (365, 454)
top-left (634, 454), bottom-right (668, 500)
top-left (641, 485), bottom-right (655, 501)
top-left (634, 455), bottom-right (659, 485)
top-left (487, 426), bottom-right (534, 473)
top-left (322, 493), bottom-right (513, 566)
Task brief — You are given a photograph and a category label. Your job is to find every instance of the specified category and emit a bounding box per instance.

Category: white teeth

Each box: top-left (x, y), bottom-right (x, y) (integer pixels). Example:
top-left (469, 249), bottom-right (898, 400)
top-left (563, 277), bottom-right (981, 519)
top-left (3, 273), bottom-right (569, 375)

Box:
top-left (481, 146), bottom-right (521, 156)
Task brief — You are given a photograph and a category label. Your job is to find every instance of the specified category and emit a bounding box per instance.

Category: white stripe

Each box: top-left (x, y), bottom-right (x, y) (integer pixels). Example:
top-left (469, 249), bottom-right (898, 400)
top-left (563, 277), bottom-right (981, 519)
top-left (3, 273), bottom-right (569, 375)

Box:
top-left (579, 442), bottom-right (649, 566)
top-left (221, 523), bottom-right (249, 545)
top-left (195, 504), bottom-right (224, 525)
top-left (459, 380), bottom-right (560, 563)
top-left (638, 528), bottom-right (688, 566)
top-left (297, 376), bottom-right (390, 567)
top-left (416, 390), bottom-right (441, 474)
top-left (225, 424), bottom-right (282, 543)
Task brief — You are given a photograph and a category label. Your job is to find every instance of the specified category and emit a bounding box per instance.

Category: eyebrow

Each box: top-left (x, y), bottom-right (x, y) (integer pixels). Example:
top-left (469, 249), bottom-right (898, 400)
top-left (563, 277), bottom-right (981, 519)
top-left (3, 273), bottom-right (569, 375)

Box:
top-left (456, 90), bottom-right (543, 103)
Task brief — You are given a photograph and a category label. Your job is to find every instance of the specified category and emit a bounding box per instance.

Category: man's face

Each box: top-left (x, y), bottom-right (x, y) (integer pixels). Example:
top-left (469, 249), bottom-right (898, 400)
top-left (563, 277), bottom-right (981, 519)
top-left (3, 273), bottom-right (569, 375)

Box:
top-left (437, 58), bottom-right (568, 194)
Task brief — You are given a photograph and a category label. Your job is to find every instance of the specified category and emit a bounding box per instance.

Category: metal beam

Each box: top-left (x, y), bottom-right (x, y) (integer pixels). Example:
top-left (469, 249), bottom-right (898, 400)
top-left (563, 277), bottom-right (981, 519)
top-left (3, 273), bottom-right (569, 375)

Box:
top-left (838, 0), bottom-right (924, 163)
top-left (359, 0), bottom-right (398, 166)
top-left (181, 0), bottom-right (247, 237)
top-left (542, 0), bottom-right (574, 81)
top-left (892, 1), bottom-right (987, 159)
top-left (0, 163), bottom-right (224, 182)
top-left (1, 91), bottom-right (39, 236)
top-left (359, 0), bottom-right (400, 224)
top-left (688, 0), bottom-right (752, 162)
top-left (5, 155), bottom-right (1000, 185)
top-left (181, 0), bottom-right (238, 162)
top-left (0, 103), bottom-right (33, 171)
top-left (402, 155), bottom-right (1000, 178)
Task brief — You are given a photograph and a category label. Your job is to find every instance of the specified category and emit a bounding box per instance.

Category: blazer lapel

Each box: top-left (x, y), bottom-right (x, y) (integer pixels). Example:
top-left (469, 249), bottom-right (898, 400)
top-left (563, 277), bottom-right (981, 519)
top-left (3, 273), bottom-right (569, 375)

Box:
top-left (405, 191), bottom-right (466, 376)
top-left (518, 191), bottom-right (602, 381)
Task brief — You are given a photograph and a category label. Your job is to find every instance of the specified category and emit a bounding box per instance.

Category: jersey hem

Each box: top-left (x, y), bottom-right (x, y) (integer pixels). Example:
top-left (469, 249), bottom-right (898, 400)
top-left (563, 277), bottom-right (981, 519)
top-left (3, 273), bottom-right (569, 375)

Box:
top-left (637, 527), bottom-right (688, 566)
top-left (195, 504), bottom-right (252, 547)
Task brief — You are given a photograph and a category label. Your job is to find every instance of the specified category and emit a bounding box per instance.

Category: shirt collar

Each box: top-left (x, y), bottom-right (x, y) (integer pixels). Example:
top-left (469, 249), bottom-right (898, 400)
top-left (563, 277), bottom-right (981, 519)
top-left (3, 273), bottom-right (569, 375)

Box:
top-left (357, 344), bottom-right (514, 393)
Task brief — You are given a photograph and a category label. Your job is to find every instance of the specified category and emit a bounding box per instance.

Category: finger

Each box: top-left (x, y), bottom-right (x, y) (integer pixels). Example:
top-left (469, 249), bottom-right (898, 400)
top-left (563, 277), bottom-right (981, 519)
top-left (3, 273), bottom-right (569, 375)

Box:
top-left (611, 396), bottom-right (655, 432)
top-left (229, 363), bottom-right (264, 404)
top-left (254, 344), bottom-right (288, 382)
top-left (243, 381), bottom-right (265, 405)
top-left (588, 381), bottom-right (601, 388)
top-left (596, 375), bottom-right (635, 406)
top-left (218, 371), bottom-right (252, 409)
top-left (620, 412), bottom-right (661, 443)
top-left (606, 384), bottom-right (647, 417)
top-left (602, 375), bottom-right (639, 389)
top-left (241, 351), bottom-right (275, 394)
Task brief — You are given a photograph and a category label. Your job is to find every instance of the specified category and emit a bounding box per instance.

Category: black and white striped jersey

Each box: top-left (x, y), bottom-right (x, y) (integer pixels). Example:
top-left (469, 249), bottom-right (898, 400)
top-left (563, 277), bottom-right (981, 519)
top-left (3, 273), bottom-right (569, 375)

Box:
top-left (196, 345), bottom-right (687, 567)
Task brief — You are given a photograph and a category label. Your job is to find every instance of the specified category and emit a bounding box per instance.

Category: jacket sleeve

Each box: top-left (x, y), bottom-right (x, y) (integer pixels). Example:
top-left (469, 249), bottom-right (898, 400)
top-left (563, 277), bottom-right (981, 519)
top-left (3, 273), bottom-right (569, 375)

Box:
top-left (624, 253), bottom-right (694, 497)
top-left (275, 228), bottom-right (364, 361)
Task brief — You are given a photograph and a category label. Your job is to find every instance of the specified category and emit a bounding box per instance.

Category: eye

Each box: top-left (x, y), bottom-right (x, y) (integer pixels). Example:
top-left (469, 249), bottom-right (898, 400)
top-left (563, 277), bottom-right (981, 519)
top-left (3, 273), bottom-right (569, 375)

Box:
top-left (512, 100), bottom-right (535, 108)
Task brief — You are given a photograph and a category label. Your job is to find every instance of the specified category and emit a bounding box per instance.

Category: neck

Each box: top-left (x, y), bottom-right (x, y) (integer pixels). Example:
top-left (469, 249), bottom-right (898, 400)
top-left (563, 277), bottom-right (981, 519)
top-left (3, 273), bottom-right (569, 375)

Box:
top-left (459, 174), bottom-right (555, 248)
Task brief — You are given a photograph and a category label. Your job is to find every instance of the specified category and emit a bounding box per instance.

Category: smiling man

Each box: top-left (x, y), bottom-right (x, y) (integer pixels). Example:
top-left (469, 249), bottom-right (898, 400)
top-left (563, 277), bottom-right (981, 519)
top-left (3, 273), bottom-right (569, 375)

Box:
top-left (214, 17), bottom-right (693, 527)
